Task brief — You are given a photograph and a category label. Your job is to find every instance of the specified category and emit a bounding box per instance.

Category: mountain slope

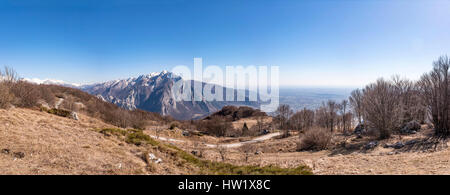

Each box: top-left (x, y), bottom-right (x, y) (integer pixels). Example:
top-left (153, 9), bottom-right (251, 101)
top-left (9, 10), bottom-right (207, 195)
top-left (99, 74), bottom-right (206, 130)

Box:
top-left (0, 108), bottom-right (194, 174)
top-left (81, 71), bottom-right (259, 120)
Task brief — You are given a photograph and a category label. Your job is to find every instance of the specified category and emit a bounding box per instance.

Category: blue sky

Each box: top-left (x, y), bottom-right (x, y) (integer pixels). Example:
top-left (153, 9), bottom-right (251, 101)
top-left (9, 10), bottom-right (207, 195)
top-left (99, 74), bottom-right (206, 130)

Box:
top-left (0, 0), bottom-right (449, 87)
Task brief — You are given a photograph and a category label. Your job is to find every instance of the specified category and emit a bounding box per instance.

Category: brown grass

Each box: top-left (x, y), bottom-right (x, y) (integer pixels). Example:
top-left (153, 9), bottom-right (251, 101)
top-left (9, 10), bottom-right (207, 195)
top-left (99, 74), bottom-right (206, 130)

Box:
top-left (0, 108), bottom-right (190, 175)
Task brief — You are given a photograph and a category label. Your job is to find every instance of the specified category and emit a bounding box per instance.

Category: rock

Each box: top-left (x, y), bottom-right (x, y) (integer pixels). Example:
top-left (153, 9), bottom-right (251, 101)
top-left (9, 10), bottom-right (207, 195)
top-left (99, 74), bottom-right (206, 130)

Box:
top-left (400, 120), bottom-right (421, 134)
top-left (353, 123), bottom-right (366, 135)
top-left (155, 158), bottom-right (162, 164)
top-left (255, 151), bottom-right (262, 155)
top-left (387, 152), bottom-right (395, 155)
top-left (364, 141), bottom-right (378, 150)
top-left (71, 112), bottom-right (79, 120)
top-left (13, 152), bottom-right (25, 159)
top-left (405, 140), bottom-right (418, 145)
top-left (182, 131), bottom-right (190, 137)
top-left (148, 153), bottom-right (157, 160)
top-left (191, 150), bottom-right (199, 156)
top-left (1, 149), bottom-right (10, 154)
top-left (393, 142), bottom-right (404, 149)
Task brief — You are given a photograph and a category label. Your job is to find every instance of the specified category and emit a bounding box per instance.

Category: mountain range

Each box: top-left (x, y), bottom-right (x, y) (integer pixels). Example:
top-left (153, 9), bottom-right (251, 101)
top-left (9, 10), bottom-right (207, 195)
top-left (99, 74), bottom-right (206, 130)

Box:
top-left (24, 71), bottom-right (352, 120)
top-left (27, 71), bottom-right (258, 120)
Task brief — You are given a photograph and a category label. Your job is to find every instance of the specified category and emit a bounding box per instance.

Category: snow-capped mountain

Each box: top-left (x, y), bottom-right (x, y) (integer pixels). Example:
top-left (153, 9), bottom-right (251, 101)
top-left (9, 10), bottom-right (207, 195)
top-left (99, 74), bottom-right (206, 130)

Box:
top-left (81, 71), bottom-right (259, 120)
top-left (23, 78), bottom-right (81, 88)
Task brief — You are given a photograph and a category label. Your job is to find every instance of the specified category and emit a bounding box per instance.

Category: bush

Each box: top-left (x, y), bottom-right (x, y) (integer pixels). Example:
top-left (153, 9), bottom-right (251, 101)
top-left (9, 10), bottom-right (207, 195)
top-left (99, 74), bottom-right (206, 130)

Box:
top-left (126, 130), bottom-right (159, 146)
top-left (195, 116), bottom-right (234, 137)
top-left (96, 127), bottom-right (312, 175)
top-left (0, 84), bottom-right (13, 109)
top-left (8, 81), bottom-right (40, 108)
top-left (169, 122), bottom-right (179, 130)
top-left (43, 108), bottom-right (72, 118)
top-left (297, 128), bottom-right (332, 151)
top-left (99, 128), bottom-right (128, 137)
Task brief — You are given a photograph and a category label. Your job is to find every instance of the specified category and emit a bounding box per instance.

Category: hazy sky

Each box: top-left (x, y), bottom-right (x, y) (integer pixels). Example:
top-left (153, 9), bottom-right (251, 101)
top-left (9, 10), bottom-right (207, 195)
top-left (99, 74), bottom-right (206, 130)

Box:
top-left (0, 0), bottom-right (449, 87)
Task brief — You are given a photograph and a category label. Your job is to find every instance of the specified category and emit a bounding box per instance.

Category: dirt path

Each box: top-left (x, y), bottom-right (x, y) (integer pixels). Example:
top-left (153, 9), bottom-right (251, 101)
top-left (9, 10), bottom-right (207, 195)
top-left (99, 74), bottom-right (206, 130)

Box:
top-left (150, 132), bottom-right (281, 148)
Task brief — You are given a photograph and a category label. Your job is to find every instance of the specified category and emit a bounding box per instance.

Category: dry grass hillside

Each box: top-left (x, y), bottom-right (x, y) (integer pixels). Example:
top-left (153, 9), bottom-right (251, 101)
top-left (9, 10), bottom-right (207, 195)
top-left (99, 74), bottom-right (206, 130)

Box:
top-left (176, 127), bottom-right (450, 175)
top-left (0, 108), bottom-right (311, 175)
top-left (0, 108), bottom-right (197, 174)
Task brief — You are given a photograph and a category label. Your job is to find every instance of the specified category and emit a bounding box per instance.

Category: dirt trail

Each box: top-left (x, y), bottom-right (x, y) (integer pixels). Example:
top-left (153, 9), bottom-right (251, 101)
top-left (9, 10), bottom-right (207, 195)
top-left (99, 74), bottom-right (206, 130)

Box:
top-left (150, 132), bottom-right (282, 148)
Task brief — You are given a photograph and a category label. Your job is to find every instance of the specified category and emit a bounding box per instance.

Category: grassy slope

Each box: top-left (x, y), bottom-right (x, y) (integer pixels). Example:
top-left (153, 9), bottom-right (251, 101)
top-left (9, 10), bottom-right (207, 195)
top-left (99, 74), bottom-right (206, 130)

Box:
top-left (0, 108), bottom-right (312, 175)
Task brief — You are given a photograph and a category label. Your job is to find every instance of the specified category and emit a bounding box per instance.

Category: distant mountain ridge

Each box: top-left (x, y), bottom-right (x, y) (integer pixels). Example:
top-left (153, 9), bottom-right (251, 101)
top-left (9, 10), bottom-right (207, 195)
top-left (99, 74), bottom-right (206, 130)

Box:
top-left (23, 78), bottom-right (81, 88)
top-left (79, 71), bottom-right (259, 120)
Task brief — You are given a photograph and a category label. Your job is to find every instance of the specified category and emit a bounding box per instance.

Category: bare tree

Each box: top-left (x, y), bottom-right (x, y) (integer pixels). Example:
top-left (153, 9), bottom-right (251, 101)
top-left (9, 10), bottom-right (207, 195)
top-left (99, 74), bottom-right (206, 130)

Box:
top-left (418, 56), bottom-right (450, 136)
top-left (290, 108), bottom-right (314, 131)
top-left (0, 66), bottom-right (18, 108)
top-left (256, 115), bottom-right (264, 133)
top-left (0, 66), bottom-right (19, 86)
top-left (275, 104), bottom-right (293, 137)
top-left (339, 100), bottom-right (349, 133)
top-left (362, 79), bottom-right (400, 139)
top-left (216, 145), bottom-right (227, 162)
top-left (392, 75), bottom-right (426, 124)
top-left (0, 83), bottom-right (13, 108)
top-left (315, 106), bottom-right (329, 129)
top-left (326, 100), bottom-right (338, 132)
top-left (349, 89), bottom-right (364, 124)
top-left (239, 144), bottom-right (254, 163)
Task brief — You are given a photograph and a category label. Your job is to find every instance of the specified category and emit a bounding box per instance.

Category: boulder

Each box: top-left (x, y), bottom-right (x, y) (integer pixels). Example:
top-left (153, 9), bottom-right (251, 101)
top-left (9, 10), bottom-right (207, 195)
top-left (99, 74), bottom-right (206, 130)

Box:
top-left (405, 140), bottom-right (418, 145)
top-left (400, 120), bottom-right (421, 134)
top-left (182, 131), bottom-right (190, 137)
top-left (353, 123), bottom-right (366, 135)
top-left (13, 152), bottom-right (25, 159)
top-left (364, 141), bottom-right (378, 150)
top-left (1, 148), bottom-right (10, 154)
top-left (392, 142), bottom-right (404, 149)
top-left (71, 112), bottom-right (79, 120)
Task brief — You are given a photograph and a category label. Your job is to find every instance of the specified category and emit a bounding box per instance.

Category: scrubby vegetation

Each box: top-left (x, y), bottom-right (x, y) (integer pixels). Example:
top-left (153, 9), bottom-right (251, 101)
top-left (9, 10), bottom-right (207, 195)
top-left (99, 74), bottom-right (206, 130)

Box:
top-left (0, 66), bottom-right (164, 129)
top-left (297, 127), bottom-right (332, 151)
top-left (98, 128), bottom-right (313, 175)
top-left (194, 116), bottom-right (234, 137)
top-left (205, 106), bottom-right (267, 121)
top-left (271, 56), bottom-right (450, 151)
top-left (41, 107), bottom-right (72, 118)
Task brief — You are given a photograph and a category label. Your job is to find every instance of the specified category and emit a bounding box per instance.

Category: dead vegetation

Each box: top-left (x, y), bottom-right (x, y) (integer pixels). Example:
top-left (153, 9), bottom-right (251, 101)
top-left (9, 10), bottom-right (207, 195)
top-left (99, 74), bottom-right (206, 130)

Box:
top-left (297, 128), bottom-right (332, 151)
top-left (0, 66), bottom-right (165, 129)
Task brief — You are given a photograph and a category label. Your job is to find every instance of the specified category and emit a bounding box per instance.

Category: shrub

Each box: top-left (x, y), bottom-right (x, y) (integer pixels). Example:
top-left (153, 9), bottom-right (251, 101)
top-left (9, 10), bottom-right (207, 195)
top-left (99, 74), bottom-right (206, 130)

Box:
top-left (169, 122), bottom-right (179, 130)
top-left (196, 116), bottom-right (234, 137)
top-left (297, 127), bottom-right (332, 151)
top-left (125, 130), bottom-right (159, 146)
top-left (0, 84), bottom-right (13, 109)
top-left (96, 127), bottom-right (312, 175)
top-left (99, 128), bottom-right (128, 137)
top-left (45, 108), bottom-right (72, 118)
top-left (9, 81), bottom-right (40, 108)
